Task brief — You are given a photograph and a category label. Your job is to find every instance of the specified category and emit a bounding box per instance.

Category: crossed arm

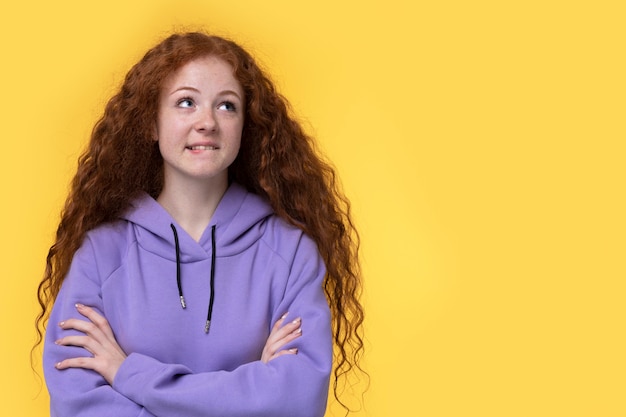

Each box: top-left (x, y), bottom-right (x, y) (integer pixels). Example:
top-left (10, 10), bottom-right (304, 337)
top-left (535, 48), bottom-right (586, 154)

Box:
top-left (54, 303), bottom-right (304, 385)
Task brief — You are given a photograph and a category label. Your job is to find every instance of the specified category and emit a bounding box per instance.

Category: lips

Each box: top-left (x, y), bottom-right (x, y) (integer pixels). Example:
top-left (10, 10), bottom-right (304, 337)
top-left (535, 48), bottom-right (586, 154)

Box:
top-left (187, 145), bottom-right (218, 150)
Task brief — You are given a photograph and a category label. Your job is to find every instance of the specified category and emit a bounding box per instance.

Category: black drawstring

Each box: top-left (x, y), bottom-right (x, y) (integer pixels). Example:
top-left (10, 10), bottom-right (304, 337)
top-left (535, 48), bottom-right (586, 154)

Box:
top-left (206, 225), bottom-right (216, 333)
top-left (170, 224), bottom-right (186, 309)
top-left (170, 223), bottom-right (216, 334)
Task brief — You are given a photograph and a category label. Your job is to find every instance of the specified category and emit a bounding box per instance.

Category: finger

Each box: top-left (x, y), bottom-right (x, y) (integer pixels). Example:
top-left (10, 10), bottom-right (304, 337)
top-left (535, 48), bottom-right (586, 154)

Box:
top-left (59, 318), bottom-right (107, 346)
top-left (266, 326), bottom-right (302, 354)
top-left (269, 312), bottom-right (289, 337)
top-left (262, 316), bottom-right (303, 363)
top-left (267, 347), bottom-right (299, 362)
top-left (265, 314), bottom-right (288, 347)
top-left (60, 307), bottom-right (127, 364)
top-left (75, 304), bottom-right (116, 341)
top-left (268, 317), bottom-right (301, 344)
top-left (264, 321), bottom-right (302, 358)
top-left (55, 356), bottom-right (97, 371)
top-left (55, 335), bottom-right (98, 355)
top-left (59, 318), bottom-right (99, 336)
top-left (59, 307), bottom-right (113, 347)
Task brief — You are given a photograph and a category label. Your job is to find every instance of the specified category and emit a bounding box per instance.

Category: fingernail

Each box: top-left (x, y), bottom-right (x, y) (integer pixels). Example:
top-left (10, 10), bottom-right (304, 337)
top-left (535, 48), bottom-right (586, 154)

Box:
top-left (281, 312), bottom-right (289, 320)
top-left (292, 317), bottom-right (301, 325)
top-left (294, 328), bottom-right (302, 334)
top-left (75, 303), bottom-right (84, 309)
top-left (58, 321), bottom-right (65, 327)
top-left (55, 362), bottom-right (62, 368)
top-left (289, 348), bottom-right (298, 354)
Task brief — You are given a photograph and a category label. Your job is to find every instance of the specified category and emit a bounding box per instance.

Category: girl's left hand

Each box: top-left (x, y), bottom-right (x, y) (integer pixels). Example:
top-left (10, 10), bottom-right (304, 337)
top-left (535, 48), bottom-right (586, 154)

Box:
top-left (261, 313), bottom-right (302, 363)
top-left (54, 303), bottom-right (127, 385)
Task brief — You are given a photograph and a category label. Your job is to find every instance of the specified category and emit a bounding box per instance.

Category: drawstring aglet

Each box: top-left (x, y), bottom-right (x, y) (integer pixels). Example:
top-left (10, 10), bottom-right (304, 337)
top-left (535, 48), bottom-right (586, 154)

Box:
top-left (180, 295), bottom-right (187, 309)
top-left (204, 320), bottom-right (211, 333)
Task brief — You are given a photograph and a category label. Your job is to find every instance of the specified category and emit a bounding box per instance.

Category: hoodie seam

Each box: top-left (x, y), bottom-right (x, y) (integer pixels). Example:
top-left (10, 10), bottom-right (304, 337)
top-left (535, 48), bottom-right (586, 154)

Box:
top-left (90, 222), bottom-right (138, 286)
top-left (258, 233), bottom-right (298, 268)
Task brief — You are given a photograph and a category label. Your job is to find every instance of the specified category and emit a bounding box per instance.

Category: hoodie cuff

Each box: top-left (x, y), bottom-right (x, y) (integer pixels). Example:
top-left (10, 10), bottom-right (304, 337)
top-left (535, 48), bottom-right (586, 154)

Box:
top-left (113, 352), bottom-right (180, 406)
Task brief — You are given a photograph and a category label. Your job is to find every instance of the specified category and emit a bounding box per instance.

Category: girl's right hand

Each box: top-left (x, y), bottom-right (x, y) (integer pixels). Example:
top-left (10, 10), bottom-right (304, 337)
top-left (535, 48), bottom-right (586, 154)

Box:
top-left (261, 313), bottom-right (302, 363)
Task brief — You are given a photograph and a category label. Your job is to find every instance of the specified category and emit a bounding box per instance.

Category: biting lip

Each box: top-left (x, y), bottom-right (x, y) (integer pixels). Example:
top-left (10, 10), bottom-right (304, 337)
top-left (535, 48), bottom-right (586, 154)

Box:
top-left (186, 143), bottom-right (219, 151)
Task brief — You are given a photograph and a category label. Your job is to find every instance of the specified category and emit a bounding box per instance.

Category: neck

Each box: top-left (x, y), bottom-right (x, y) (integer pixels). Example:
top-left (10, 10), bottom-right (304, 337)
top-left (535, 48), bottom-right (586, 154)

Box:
top-left (157, 176), bottom-right (228, 242)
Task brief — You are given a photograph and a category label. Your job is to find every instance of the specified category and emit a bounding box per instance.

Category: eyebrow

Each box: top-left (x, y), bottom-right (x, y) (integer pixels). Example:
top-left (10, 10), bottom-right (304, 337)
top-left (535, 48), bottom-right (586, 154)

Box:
top-left (169, 86), bottom-right (242, 100)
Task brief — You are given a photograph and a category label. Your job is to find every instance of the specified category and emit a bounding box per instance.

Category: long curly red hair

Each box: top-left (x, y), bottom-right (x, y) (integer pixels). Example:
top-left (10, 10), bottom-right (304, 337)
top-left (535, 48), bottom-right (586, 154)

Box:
top-left (35, 32), bottom-right (365, 410)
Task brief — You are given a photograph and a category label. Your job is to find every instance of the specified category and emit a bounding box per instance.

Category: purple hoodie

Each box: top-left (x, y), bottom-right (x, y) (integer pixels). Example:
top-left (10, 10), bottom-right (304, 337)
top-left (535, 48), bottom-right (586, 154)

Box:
top-left (43, 183), bottom-right (332, 417)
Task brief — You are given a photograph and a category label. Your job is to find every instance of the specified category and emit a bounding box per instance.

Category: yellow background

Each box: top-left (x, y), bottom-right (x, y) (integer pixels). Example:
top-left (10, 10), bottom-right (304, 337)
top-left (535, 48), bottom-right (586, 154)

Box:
top-left (1, 1), bottom-right (624, 416)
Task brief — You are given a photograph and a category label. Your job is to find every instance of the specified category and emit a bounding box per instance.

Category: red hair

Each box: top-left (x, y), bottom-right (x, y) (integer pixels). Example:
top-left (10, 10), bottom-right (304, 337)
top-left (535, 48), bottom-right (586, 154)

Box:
top-left (36, 32), bottom-right (365, 411)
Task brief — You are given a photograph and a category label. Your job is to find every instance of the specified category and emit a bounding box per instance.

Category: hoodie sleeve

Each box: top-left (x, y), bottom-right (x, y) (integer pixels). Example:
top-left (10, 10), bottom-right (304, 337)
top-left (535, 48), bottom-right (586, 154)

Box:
top-left (43, 237), bottom-right (157, 417)
top-left (112, 233), bottom-right (333, 417)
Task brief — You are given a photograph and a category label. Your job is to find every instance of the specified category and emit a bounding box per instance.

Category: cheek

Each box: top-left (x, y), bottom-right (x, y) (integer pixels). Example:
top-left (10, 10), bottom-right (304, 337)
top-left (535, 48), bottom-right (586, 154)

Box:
top-left (156, 129), bottom-right (177, 159)
top-left (155, 109), bottom-right (179, 139)
top-left (155, 117), bottom-right (182, 145)
top-left (227, 119), bottom-right (244, 144)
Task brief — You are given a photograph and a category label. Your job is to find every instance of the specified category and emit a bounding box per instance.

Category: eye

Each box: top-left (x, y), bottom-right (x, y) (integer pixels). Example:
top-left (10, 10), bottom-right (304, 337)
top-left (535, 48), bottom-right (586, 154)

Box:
top-left (177, 98), bottom-right (195, 108)
top-left (218, 101), bottom-right (237, 112)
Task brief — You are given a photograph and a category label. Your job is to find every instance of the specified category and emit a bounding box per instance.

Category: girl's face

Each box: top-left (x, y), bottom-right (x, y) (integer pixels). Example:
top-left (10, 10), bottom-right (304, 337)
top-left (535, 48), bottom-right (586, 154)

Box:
top-left (156, 56), bottom-right (244, 188)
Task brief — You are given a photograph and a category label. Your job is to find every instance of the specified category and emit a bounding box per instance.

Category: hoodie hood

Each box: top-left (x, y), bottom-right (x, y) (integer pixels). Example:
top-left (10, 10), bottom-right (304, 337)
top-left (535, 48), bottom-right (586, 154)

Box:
top-left (121, 182), bottom-right (274, 263)
top-left (120, 182), bottom-right (275, 333)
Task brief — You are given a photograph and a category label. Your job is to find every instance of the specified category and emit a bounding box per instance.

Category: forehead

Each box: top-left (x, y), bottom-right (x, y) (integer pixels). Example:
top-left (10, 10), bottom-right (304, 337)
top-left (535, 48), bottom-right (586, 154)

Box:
top-left (162, 56), bottom-right (242, 94)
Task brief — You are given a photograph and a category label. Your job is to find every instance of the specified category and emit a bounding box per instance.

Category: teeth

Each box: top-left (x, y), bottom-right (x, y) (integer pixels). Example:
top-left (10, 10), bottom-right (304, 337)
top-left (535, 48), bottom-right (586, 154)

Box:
top-left (188, 145), bottom-right (217, 150)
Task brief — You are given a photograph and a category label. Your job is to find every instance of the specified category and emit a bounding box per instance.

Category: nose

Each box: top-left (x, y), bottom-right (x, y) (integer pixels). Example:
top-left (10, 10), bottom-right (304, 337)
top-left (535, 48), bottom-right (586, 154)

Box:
top-left (195, 107), bottom-right (218, 133)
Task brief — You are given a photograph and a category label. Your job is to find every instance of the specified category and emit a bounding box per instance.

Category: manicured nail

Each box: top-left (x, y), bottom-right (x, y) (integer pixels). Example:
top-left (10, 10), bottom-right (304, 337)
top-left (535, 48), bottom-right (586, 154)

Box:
top-left (281, 312), bottom-right (289, 320)
top-left (55, 362), bottom-right (62, 368)
top-left (58, 321), bottom-right (65, 327)
top-left (292, 317), bottom-right (301, 325)
top-left (294, 328), bottom-right (302, 335)
top-left (75, 303), bottom-right (84, 309)
top-left (288, 348), bottom-right (298, 354)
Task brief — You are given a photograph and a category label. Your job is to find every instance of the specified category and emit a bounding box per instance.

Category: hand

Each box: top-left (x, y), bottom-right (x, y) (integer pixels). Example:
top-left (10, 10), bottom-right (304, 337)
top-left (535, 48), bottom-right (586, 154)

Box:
top-left (54, 303), bottom-right (127, 385)
top-left (261, 313), bottom-right (302, 363)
